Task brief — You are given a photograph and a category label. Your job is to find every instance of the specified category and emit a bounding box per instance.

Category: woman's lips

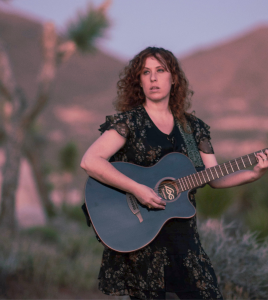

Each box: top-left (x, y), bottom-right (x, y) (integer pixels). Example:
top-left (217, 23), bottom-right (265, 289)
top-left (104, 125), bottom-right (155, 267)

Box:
top-left (150, 86), bottom-right (160, 91)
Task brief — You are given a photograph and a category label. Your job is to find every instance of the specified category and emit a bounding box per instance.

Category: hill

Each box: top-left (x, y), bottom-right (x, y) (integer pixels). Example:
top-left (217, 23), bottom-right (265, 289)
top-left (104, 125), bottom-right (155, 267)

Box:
top-left (181, 26), bottom-right (268, 157)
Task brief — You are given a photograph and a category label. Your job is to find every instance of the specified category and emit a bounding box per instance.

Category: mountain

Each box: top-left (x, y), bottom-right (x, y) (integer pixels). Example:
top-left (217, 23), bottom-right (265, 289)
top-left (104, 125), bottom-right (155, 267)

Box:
top-left (1, 9), bottom-right (268, 203)
top-left (181, 26), bottom-right (268, 157)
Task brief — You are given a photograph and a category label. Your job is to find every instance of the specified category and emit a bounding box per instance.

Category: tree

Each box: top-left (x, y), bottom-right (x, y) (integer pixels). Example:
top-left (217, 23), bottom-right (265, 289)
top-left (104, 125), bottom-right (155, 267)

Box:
top-left (0, 0), bottom-right (110, 231)
top-left (59, 142), bottom-right (79, 205)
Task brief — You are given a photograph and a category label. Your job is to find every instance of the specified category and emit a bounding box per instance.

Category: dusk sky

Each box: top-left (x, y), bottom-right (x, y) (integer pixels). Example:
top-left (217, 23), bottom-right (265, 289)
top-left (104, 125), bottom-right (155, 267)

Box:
top-left (1, 0), bottom-right (268, 60)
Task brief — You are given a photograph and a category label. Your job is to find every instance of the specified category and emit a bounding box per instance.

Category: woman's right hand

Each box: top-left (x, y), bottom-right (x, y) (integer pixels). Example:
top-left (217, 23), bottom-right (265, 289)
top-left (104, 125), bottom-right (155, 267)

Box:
top-left (132, 184), bottom-right (166, 209)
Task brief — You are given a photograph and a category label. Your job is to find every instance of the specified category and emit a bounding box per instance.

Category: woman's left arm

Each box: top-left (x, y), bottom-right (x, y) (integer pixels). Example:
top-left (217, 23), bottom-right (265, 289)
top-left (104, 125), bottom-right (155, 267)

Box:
top-left (200, 149), bottom-right (268, 189)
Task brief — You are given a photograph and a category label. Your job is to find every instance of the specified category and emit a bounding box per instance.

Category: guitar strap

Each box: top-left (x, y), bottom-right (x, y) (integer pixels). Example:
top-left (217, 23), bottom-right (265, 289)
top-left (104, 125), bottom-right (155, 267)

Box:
top-left (175, 119), bottom-right (205, 173)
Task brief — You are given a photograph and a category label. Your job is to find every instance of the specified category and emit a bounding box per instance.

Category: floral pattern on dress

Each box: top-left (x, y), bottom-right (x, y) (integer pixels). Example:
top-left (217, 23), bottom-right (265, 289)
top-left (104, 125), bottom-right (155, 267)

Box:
top-left (183, 248), bottom-right (223, 299)
top-left (98, 245), bottom-right (170, 299)
top-left (98, 105), bottom-right (222, 299)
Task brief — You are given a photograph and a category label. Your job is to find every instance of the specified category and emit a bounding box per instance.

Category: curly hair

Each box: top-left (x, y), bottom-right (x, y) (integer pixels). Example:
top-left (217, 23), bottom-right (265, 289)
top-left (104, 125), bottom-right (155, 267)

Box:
top-left (114, 47), bottom-right (194, 131)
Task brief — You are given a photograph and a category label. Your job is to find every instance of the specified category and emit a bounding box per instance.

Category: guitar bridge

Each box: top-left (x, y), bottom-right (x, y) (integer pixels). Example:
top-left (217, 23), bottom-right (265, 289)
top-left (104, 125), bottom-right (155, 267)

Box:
top-left (126, 193), bottom-right (143, 223)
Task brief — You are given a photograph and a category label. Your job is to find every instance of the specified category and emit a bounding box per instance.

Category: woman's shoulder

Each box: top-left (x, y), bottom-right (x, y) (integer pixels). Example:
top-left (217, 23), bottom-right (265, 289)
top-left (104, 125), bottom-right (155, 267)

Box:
top-left (186, 113), bottom-right (210, 132)
top-left (108, 105), bottom-right (143, 120)
top-left (99, 106), bottom-right (143, 136)
top-left (103, 105), bottom-right (145, 128)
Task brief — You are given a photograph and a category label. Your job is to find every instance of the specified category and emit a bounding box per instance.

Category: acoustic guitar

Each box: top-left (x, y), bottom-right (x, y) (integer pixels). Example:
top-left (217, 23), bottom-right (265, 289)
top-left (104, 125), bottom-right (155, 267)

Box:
top-left (84, 149), bottom-right (266, 253)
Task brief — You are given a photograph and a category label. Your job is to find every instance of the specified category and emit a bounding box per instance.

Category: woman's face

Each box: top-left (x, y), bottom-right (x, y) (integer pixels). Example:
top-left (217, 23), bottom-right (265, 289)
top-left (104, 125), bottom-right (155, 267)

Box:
top-left (140, 56), bottom-right (173, 103)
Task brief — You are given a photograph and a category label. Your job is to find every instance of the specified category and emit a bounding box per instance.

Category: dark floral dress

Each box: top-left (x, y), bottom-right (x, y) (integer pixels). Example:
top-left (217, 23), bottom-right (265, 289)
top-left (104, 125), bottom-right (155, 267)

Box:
top-left (98, 105), bottom-right (223, 300)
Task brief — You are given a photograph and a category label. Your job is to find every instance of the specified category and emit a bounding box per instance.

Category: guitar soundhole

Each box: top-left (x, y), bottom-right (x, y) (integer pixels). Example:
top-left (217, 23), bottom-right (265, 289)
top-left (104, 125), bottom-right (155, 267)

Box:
top-left (158, 179), bottom-right (179, 202)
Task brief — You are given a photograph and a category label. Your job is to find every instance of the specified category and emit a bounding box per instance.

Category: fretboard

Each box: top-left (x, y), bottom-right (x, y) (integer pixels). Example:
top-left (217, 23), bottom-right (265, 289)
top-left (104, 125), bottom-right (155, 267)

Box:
top-left (175, 148), bottom-right (267, 192)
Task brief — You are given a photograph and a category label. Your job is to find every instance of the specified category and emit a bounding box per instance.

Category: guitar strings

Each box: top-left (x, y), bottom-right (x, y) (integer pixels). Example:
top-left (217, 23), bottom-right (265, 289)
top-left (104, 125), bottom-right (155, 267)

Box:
top-left (151, 149), bottom-right (265, 196)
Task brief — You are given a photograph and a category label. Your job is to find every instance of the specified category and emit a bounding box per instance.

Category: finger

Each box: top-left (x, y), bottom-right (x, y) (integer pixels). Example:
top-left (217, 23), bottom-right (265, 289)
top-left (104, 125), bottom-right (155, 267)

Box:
top-left (150, 202), bottom-right (166, 209)
top-left (256, 153), bottom-right (267, 168)
top-left (146, 200), bottom-right (165, 209)
top-left (259, 151), bottom-right (267, 159)
top-left (256, 153), bottom-right (266, 163)
top-left (149, 198), bottom-right (166, 209)
top-left (151, 191), bottom-right (166, 205)
top-left (153, 197), bottom-right (166, 206)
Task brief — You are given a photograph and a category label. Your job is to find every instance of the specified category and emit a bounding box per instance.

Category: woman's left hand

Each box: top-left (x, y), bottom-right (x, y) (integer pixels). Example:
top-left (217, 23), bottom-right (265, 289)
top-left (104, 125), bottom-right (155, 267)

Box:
top-left (253, 149), bottom-right (268, 180)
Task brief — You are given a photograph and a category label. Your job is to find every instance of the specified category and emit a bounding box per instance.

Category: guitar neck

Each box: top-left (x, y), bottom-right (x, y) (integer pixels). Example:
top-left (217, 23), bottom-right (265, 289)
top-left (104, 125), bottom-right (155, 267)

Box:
top-left (176, 148), bottom-right (267, 192)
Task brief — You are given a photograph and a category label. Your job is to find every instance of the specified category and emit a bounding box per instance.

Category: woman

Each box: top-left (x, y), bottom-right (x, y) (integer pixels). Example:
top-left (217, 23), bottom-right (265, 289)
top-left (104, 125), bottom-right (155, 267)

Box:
top-left (81, 47), bottom-right (268, 300)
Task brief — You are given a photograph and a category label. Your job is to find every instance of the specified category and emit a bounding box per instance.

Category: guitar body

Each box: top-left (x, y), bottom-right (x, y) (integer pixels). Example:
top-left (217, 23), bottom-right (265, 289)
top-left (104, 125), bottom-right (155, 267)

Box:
top-left (85, 152), bottom-right (197, 253)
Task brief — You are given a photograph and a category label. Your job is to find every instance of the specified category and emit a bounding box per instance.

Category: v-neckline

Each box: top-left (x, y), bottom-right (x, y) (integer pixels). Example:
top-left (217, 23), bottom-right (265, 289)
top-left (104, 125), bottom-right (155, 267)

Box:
top-left (141, 105), bottom-right (176, 136)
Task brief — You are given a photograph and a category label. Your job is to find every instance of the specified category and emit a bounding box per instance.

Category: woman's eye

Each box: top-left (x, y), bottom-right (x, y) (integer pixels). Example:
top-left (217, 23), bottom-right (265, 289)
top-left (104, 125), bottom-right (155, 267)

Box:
top-left (143, 70), bottom-right (149, 75)
top-left (157, 69), bottom-right (164, 72)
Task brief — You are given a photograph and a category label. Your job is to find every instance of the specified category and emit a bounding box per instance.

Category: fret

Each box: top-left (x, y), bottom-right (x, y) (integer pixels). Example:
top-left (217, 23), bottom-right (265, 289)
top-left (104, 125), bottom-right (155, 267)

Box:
top-left (197, 172), bottom-right (203, 185)
top-left (180, 178), bottom-right (186, 191)
top-left (205, 169), bottom-right (210, 181)
top-left (196, 173), bottom-right (202, 186)
top-left (189, 174), bottom-right (195, 186)
top-left (189, 175), bottom-right (195, 187)
top-left (224, 163), bottom-right (229, 174)
top-left (230, 162), bottom-right (234, 172)
top-left (219, 165), bottom-right (224, 176)
top-left (183, 178), bottom-right (188, 191)
top-left (192, 174), bottom-right (197, 186)
top-left (254, 153), bottom-right (258, 162)
top-left (177, 180), bottom-right (183, 192)
top-left (209, 168), bottom-right (215, 180)
top-left (241, 157), bottom-right (246, 168)
top-left (178, 178), bottom-right (185, 191)
top-left (200, 171), bottom-right (206, 183)
top-left (188, 176), bottom-right (194, 189)
top-left (235, 159), bottom-right (240, 170)
top-left (214, 166), bottom-right (219, 178)
top-left (184, 177), bottom-right (190, 190)
top-left (185, 176), bottom-right (191, 190)
top-left (247, 155), bottom-right (252, 165)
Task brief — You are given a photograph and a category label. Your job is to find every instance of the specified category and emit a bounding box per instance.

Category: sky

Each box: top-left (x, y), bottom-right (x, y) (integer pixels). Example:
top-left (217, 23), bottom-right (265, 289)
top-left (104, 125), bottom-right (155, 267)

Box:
top-left (1, 0), bottom-right (268, 61)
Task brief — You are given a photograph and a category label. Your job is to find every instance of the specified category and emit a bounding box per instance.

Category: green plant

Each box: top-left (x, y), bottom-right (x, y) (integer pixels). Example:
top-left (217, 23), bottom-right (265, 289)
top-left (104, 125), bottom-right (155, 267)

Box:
top-left (59, 142), bottom-right (79, 173)
top-left (66, 2), bottom-right (110, 52)
top-left (196, 185), bottom-right (233, 218)
top-left (24, 226), bottom-right (59, 243)
top-left (245, 205), bottom-right (268, 240)
top-left (62, 203), bottom-right (87, 226)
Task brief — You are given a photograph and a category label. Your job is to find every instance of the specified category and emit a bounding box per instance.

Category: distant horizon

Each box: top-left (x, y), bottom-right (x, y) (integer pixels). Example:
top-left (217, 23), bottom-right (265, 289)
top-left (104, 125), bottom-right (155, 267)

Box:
top-left (1, 0), bottom-right (268, 61)
top-left (0, 6), bottom-right (267, 63)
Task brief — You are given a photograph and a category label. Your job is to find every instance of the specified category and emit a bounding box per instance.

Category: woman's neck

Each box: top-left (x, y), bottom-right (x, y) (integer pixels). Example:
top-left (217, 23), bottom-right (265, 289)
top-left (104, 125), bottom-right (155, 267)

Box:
top-left (143, 98), bottom-right (171, 116)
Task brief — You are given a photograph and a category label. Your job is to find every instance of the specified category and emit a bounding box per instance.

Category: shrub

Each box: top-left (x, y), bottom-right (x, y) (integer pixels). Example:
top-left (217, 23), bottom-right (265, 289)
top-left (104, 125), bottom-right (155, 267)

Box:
top-left (62, 203), bottom-right (87, 226)
top-left (199, 219), bottom-right (268, 299)
top-left (59, 142), bottom-right (78, 173)
top-left (24, 225), bottom-right (59, 243)
top-left (0, 222), bottom-right (103, 298)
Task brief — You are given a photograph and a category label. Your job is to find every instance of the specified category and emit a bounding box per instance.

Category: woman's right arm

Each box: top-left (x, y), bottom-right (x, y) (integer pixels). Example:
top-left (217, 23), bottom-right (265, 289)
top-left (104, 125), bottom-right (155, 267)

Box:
top-left (80, 129), bottom-right (166, 209)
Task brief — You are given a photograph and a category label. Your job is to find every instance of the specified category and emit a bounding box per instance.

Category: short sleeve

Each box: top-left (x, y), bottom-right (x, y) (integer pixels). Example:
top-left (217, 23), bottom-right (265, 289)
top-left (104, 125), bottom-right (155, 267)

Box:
top-left (99, 113), bottom-right (130, 139)
top-left (190, 116), bottom-right (214, 154)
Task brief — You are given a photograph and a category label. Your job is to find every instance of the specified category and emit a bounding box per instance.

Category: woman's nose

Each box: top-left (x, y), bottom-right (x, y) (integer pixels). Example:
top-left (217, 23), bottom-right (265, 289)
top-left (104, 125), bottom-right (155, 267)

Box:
top-left (150, 72), bottom-right (157, 82)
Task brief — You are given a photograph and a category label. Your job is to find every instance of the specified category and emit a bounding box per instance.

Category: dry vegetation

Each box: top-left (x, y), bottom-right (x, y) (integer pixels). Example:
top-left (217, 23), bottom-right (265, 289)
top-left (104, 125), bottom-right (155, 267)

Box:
top-left (1, 200), bottom-right (268, 299)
